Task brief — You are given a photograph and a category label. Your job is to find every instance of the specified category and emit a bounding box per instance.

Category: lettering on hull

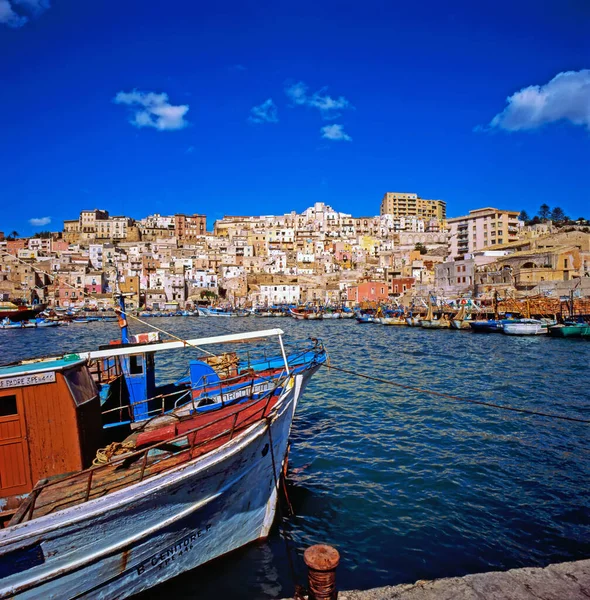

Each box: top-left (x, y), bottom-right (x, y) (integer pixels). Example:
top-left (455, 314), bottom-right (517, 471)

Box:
top-left (136, 524), bottom-right (213, 576)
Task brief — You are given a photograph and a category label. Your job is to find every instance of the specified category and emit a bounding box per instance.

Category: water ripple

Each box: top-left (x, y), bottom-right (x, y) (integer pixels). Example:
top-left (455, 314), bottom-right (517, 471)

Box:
top-left (2, 319), bottom-right (589, 598)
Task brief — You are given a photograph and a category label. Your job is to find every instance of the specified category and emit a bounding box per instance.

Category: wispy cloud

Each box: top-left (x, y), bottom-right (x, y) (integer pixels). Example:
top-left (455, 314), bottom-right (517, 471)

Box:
top-left (285, 81), bottom-right (353, 119)
top-left (230, 64), bottom-right (247, 72)
top-left (483, 70), bottom-right (590, 132)
top-left (29, 216), bottom-right (51, 227)
top-left (320, 124), bottom-right (352, 142)
top-left (248, 98), bottom-right (279, 124)
top-left (0, 0), bottom-right (49, 27)
top-left (113, 90), bottom-right (190, 131)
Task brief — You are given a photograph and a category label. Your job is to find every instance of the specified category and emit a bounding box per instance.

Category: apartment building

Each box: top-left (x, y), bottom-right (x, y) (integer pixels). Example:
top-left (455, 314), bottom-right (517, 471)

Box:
top-left (447, 207), bottom-right (522, 259)
top-left (380, 192), bottom-right (446, 221)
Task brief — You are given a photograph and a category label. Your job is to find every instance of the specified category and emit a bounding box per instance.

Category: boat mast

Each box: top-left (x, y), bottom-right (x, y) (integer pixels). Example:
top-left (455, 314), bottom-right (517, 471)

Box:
top-left (115, 274), bottom-right (130, 344)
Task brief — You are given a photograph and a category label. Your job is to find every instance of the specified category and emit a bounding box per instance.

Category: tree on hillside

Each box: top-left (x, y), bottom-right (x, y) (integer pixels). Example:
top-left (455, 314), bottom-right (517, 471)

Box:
top-left (550, 207), bottom-right (567, 223)
top-left (538, 204), bottom-right (551, 221)
top-left (519, 210), bottom-right (530, 223)
top-left (33, 231), bottom-right (52, 239)
top-left (414, 242), bottom-right (427, 255)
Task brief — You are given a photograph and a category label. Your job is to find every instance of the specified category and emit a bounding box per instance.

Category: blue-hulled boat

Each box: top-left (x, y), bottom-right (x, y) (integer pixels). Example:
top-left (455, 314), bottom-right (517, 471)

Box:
top-left (469, 319), bottom-right (504, 333)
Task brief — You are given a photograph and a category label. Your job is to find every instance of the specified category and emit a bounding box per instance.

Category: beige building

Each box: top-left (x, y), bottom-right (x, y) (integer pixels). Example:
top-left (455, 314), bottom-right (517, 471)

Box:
top-left (448, 207), bottom-right (522, 258)
top-left (380, 192), bottom-right (446, 221)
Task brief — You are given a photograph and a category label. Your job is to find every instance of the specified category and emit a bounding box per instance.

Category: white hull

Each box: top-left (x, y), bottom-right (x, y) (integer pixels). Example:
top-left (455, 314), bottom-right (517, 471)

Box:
top-left (502, 323), bottom-right (547, 335)
top-left (379, 318), bottom-right (406, 326)
top-left (321, 313), bottom-right (341, 320)
top-left (289, 310), bottom-right (321, 320)
top-left (0, 371), bottom-right (313, 600)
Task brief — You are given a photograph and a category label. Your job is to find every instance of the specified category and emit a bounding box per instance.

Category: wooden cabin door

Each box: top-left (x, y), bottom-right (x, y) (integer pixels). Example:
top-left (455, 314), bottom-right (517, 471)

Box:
top-left (0, 390), bottom-right (31, 496)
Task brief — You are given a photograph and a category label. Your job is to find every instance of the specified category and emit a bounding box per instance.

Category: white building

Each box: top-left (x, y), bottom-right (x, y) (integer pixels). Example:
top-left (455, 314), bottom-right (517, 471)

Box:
top-left (259, 284), bottom-right (300, 305)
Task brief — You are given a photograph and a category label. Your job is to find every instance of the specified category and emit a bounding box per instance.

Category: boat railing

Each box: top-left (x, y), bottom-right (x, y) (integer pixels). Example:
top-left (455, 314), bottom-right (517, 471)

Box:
top-left (12, 373), bottom-right (290, 525)
top-left (98, 341), bottom-right (321, 424)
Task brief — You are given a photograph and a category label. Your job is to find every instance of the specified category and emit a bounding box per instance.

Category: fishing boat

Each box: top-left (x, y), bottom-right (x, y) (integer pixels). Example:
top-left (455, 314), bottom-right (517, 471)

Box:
top-left (380, 316), bottom-right (406, 325)
top-left (197, 307), bottom-right (240, 317)
top-left (378, 308), bottom-right (406, 326)
top-left (289, 307), bottom-right (321, 320)
top-left (321, 309), bottom-right (341, 319)
top-left (355, 309), bottom-right (377, 324)
top-left (0, 320), bottom-right (326, 599)
top-left (502, 318), bottom-right (549, 336)
top-left (405, 315), bottom-right (421, 327)
top-left (469, 319), bottom-right (503, 333)
top-left (419, 302), bottom-right (451, 329)
top-left (450, 306), bottom-right (472, 330)
top-left (0, 301), bottom-right (46, 322)
top-left (548, 321), bottom-right (590, 338)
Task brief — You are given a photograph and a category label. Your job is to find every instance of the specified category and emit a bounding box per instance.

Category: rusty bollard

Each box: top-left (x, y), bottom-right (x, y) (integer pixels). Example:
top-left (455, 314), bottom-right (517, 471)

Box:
top-left (303, 544), bottom-right (340, 600)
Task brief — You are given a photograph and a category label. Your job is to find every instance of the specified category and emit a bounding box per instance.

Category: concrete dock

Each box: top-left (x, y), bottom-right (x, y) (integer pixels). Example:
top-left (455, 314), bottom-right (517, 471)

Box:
top-left (290, 559), bottom-right (590, 599)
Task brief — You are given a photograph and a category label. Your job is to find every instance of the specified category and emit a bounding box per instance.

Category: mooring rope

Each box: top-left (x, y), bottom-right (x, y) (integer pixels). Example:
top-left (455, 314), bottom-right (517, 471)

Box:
top-left (324, 363), bottom-right (590, 424)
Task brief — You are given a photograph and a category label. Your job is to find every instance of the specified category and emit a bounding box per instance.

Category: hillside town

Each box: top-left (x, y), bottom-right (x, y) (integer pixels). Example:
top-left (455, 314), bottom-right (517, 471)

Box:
top-left (1, 192), bottom-right (589, 311)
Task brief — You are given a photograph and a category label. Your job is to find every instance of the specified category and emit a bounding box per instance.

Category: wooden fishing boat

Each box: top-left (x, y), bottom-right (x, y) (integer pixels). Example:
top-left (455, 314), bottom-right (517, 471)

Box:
top-left (0, 302), bottom-right (46, 323)
top-left (548, 322), bottom-right (590, 338)
top-left (321, 310), bottom-right (341, 319)
top-left (379, 317), bottom-right (406, 325)
top-left (405, 316), bottom-right (421, 327)
top-left (0, 327), bottom-right (325, 599)
top-left (502, 318), bottom-right (548, 336)
top-left (450, 306), bottom-right (472, 330)
top-left (419, 302), bottom-right (451, 329)
top-left (289, 307), bottom-right (321, 320)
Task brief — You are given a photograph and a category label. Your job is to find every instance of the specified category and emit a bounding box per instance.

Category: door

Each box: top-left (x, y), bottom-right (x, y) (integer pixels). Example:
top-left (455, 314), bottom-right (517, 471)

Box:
top-left (0, 390), bottom-right (32, 496)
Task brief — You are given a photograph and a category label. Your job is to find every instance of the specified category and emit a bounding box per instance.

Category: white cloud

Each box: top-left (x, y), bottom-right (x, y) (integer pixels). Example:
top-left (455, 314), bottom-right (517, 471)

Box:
top-left (0, 0), bottom-right (49, 27)
top-left (487, 70), bottom-right (590, 132)
top-left (29, 216), bottom-right (51, 227)
top-left (0, 0), bottom-right (27, 27)
top-left (321, 124), bottom-right (352, 141)
top-left (248, 98), bottom-right (279, 124)
top-left (113, 90), bottom-right (190, 131)
top-left (285, 81), bottom-right (353, 119)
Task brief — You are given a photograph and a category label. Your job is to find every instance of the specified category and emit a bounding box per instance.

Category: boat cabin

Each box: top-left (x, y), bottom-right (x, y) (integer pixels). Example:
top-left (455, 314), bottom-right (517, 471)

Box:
top-left (0, 356), bottom-right (102, 520)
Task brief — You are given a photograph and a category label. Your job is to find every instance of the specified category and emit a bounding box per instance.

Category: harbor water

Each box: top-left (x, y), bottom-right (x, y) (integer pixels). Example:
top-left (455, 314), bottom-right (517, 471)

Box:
top-left (1, 318), bottom-right (589, 598)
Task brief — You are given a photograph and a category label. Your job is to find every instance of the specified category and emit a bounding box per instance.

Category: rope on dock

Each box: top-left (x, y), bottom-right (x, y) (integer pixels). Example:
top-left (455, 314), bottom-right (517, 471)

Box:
top-left (324, 364), bottom-right (590, 424)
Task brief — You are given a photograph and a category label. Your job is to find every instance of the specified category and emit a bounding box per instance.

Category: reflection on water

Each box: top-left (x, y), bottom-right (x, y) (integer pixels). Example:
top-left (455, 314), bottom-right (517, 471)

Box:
top-left (2, 318), bottom-right (589, 598)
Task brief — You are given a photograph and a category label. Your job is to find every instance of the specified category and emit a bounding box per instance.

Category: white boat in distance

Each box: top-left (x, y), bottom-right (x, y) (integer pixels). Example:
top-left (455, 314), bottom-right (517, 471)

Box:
top-left (0, 328), bottom-right (326, 599)
top-left (502, 318), bottom-right (549, 336)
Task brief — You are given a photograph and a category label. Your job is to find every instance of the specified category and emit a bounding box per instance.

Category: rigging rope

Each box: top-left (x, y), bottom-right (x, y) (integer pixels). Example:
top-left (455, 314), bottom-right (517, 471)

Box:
top-left (324, 364), bottom-right (590, 424)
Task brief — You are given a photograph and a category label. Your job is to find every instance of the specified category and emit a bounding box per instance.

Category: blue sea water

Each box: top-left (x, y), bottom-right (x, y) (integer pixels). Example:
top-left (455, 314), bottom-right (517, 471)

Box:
top-left (1, 318), bottom-right (589, 598)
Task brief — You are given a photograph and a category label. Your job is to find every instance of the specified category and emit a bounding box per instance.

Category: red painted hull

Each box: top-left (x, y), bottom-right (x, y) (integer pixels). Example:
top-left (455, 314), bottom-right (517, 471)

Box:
top-left (0, 304), bottom-right (46, 322)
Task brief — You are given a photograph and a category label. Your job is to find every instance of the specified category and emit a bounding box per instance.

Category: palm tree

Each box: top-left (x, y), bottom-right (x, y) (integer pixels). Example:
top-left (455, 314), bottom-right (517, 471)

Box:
top-left (10, 230), bottom-right (19, 239)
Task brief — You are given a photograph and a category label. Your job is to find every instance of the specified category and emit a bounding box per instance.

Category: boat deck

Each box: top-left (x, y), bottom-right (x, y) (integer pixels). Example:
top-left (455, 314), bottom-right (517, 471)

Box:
top-left (10, 393), bottom-right (280, 525)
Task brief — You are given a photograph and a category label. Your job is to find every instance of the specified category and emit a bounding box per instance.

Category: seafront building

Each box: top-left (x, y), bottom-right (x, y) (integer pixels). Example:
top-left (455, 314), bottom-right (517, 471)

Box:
top-left (1, 194), bottom-right (589, 308)
top-left (447, 207), bottom-right (522, 259)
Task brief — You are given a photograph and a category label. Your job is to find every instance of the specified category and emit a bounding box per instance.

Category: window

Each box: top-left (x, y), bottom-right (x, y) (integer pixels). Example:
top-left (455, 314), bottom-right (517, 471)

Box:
top-left (129, 355), bottom-right (143, 375)
top-left (64, 368), bottom-right (98, 406)
top-left (0, 395), bottom-right (17, 417)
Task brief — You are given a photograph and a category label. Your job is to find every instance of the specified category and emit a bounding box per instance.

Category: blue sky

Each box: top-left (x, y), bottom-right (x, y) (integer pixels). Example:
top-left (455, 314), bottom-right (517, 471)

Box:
top-left (1, 0), bottom-right (589, 235)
